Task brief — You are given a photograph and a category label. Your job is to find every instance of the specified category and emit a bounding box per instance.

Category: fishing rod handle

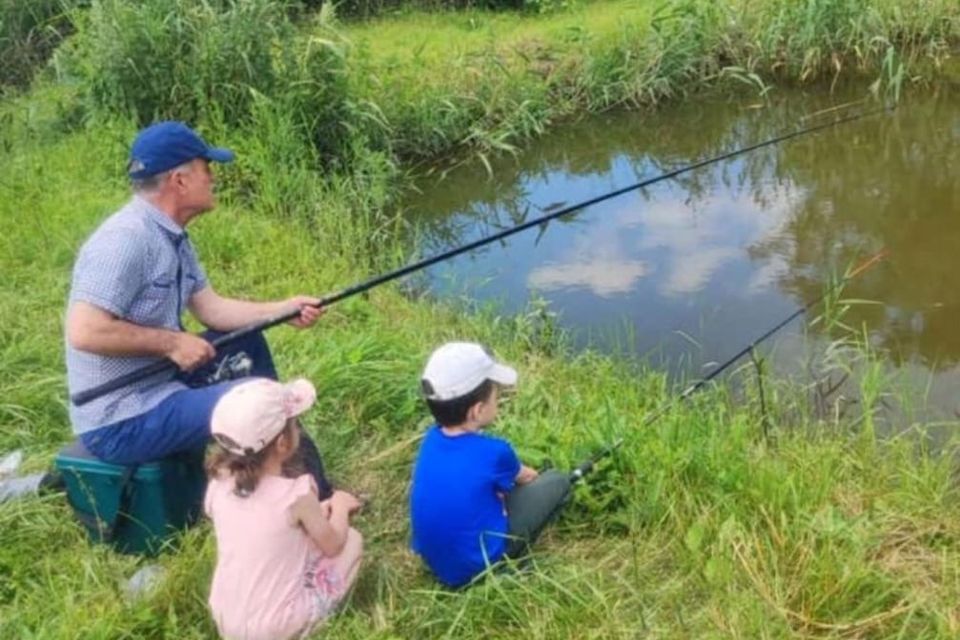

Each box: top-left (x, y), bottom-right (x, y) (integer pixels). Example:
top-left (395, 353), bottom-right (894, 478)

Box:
top-left (71, 301), bottom-right (329, 407)
top-left (70, 359), bottom-right (174, 406)
top-left (568, 437), bottom-right (626, 483)
top-left (74, 270), bottom-right (437, 407)
top-left (569, 460), bottom-right (594, 484)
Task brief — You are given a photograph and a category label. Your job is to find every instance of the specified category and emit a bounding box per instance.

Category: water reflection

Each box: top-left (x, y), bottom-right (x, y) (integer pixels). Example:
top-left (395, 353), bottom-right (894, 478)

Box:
top-left (758, 92), bottom-right (960, 370)
top-left (403, 85), bottom-right (960, 382)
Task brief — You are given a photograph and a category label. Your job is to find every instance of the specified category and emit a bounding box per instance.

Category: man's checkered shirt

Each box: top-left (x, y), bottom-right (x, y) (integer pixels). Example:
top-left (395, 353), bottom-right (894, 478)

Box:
top-left (66, 196), bottom-right (208, 434)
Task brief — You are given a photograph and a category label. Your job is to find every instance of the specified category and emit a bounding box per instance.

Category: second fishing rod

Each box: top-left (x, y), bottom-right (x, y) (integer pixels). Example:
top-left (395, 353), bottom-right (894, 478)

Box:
top-left (72, 106), bottom-right (891, 406)
top-left (565, 248), bottom-right (889, 485)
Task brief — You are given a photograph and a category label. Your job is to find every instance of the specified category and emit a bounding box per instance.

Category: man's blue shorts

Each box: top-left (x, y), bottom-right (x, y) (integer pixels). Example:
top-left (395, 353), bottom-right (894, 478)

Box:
top-left (81, 330), bottom-right (275, 465)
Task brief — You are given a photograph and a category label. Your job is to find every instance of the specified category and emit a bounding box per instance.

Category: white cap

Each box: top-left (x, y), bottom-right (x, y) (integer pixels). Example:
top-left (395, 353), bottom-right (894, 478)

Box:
top-left (210, 378), bottom-right (316, 455)
top-left (421, 342), bottom-right (517, 401)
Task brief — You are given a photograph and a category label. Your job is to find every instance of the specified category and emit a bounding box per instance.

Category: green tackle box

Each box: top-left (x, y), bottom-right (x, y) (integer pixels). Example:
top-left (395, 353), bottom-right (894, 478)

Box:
top-left (55, 440), bottom-right (207, 556)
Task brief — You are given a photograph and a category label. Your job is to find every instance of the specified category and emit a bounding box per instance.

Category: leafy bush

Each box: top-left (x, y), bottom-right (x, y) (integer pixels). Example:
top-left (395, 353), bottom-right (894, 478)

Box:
top-left (59, 0), bottom-right (285, 125)
top-left (56, 0), bottom-right (354, 168)
top-left (274, 22), bottom-right (354, 167)
top-left (0, 0), bottom-right (76, 90)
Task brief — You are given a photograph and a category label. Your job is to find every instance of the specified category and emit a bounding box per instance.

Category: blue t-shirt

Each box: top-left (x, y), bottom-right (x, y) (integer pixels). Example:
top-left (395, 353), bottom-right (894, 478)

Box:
top-left (409, 425), bottom-right (521, 587)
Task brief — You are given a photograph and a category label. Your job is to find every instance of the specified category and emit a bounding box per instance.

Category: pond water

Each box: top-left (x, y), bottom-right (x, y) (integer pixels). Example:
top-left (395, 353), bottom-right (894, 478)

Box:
top-left (402, 84), bottom-right (960, 421)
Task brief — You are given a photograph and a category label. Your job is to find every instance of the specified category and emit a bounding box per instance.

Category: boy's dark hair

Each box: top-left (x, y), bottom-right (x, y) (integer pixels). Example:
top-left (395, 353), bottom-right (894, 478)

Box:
top-left (423, 379), bottom-right (495, 427)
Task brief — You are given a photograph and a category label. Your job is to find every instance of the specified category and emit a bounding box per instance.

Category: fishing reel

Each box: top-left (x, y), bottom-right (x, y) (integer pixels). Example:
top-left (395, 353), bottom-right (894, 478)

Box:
top-left (205, 351), bottom-right (253, 385)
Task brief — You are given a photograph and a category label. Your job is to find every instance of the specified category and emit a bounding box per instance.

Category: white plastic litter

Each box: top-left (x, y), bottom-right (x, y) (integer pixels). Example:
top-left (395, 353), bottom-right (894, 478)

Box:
top-left (0, 450), bottom-right (23, 477)
top-left (0, 472), bottom-right (43, 503)
top-left (123, 564), bottom-right (166, 602)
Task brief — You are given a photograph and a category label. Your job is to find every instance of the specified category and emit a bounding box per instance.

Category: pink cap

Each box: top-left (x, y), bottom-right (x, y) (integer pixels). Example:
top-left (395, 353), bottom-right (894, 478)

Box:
top-left (210, 378), bottom-right (316, 455)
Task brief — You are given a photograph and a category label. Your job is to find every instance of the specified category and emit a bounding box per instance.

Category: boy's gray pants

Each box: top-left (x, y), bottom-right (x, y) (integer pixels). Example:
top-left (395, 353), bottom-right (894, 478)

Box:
top-left (504, 469), bottom-right (572, 558)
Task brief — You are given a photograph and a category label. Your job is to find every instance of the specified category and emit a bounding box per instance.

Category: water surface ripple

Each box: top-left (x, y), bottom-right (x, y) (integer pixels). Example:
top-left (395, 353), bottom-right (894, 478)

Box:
top-left (404, 86), bottom-right (960, 418)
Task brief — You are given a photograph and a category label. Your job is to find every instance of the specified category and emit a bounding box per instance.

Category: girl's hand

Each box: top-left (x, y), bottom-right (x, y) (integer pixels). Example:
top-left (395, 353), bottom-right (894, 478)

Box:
top-left (331, 490), bottom-right (363, 513)
top-left (317, 498), bottom-right (333, 519)
top-left (293, 491), bottom-right (352, 557)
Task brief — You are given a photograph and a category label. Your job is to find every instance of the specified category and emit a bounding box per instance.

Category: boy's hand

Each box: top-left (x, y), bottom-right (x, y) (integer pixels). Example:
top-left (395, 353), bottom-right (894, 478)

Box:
top-left (516, 465), bottom-right (539, 485)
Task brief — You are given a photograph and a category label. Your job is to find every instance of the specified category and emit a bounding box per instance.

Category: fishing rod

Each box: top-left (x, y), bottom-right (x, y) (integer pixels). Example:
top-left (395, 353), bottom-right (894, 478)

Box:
top-left (566, 248), bottom-right (889, 484)
top-left (570, 437), bottom-right (626, 484)
top-left (72, 107), bottom-right (891, 407)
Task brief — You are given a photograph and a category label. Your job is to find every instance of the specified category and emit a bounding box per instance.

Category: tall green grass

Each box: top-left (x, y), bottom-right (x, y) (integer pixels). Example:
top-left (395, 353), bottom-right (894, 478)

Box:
top-left (343, 0), bottom-right (958, 163)
top-left (57, 0), bottom-right (287, 125)
top-left (0, 0), bottom-right (75, 91)
top-left (55, 0), bottom-right (357, 168)
top-left (13, 0), bottom-right (954, 172)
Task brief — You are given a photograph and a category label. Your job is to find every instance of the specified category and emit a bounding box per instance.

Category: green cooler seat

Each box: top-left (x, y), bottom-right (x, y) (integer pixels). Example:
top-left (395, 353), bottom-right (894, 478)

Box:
top-left (55, 440), bottom-right (207, 556)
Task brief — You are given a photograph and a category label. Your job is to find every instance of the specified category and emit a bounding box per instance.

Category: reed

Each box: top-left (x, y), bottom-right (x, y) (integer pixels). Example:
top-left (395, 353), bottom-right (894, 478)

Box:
top-left (344, 0), bottom-right (958, 165)
top-left (0, 0), bottom-right (77, 91)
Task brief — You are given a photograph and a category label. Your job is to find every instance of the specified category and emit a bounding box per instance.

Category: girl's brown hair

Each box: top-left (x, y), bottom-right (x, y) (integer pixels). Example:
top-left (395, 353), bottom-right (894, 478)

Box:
top-left (206, 419), bottom-right (303, 497)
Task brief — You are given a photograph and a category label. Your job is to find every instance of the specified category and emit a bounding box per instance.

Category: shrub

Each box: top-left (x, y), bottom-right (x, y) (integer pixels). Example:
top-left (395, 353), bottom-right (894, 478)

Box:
top-left (0, 0), bottom-right (76, 90)
top-left (56, 0), bottom-right (353, 169)
top-left (59, 0), bottom-right (285, 125)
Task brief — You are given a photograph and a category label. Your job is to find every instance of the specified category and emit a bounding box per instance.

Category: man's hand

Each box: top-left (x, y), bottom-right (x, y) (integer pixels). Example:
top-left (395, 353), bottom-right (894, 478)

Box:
top-left (166, 332), bottom-right (215, 372)
top-left (516, 465), bottom-right (539, 485)
top-left (189, 287), bottom-right (326, 332)
top-left (284, 295), bottom-right (324, 329)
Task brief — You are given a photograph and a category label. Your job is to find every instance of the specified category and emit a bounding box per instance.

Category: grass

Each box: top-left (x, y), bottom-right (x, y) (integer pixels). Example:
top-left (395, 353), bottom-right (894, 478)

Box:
top-left (341, 0), bottom-right (959, 163)
top-left (342, 0), bottom-right (653, 60)
top-left (1, 0), bottom-right (960, 637)
top-left (0, 0), bottom-right (75, 91)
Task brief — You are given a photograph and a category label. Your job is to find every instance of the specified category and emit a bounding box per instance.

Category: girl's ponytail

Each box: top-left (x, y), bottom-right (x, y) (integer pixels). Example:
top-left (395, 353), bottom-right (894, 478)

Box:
top-left (205, 420), bottom-right (299, 497)
top-left (206, 438), bottom-right (270, 497)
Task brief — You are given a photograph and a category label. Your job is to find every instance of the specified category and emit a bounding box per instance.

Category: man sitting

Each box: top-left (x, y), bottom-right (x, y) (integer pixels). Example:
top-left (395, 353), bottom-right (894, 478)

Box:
top-left (63, 121), bottom-right (331, 494)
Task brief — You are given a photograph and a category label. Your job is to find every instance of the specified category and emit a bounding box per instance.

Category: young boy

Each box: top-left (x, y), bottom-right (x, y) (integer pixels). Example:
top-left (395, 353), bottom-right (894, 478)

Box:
top-left (409, 342), bottom-right (572, 588)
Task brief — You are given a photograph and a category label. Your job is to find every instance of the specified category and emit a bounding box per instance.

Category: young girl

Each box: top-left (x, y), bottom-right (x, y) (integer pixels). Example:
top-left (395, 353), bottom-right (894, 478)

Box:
top-left (205, 377), bottom-right (363, 640)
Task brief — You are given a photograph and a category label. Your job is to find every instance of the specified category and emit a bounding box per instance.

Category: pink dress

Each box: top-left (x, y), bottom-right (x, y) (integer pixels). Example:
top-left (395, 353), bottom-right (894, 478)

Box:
top-left (205, 474), bottom-right (357, 640)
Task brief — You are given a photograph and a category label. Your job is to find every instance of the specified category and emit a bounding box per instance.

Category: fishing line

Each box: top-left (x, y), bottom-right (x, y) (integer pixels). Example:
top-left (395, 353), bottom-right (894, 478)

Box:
top-left (568, 248), bottom-right (889, 483)
top-left (73, 107), bottom-right (892, 406)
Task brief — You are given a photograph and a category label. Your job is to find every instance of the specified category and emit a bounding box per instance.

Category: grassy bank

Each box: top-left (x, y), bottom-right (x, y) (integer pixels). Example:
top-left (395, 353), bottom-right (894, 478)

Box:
top-left (2, 0), bottom-right (960, 637)
top-left (342, 0), bottom-right (959, 163)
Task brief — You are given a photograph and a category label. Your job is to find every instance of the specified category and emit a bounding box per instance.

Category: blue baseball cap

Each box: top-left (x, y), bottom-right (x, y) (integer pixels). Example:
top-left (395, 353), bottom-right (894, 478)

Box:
top-left (127, 121), bottom-right (235, 179)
